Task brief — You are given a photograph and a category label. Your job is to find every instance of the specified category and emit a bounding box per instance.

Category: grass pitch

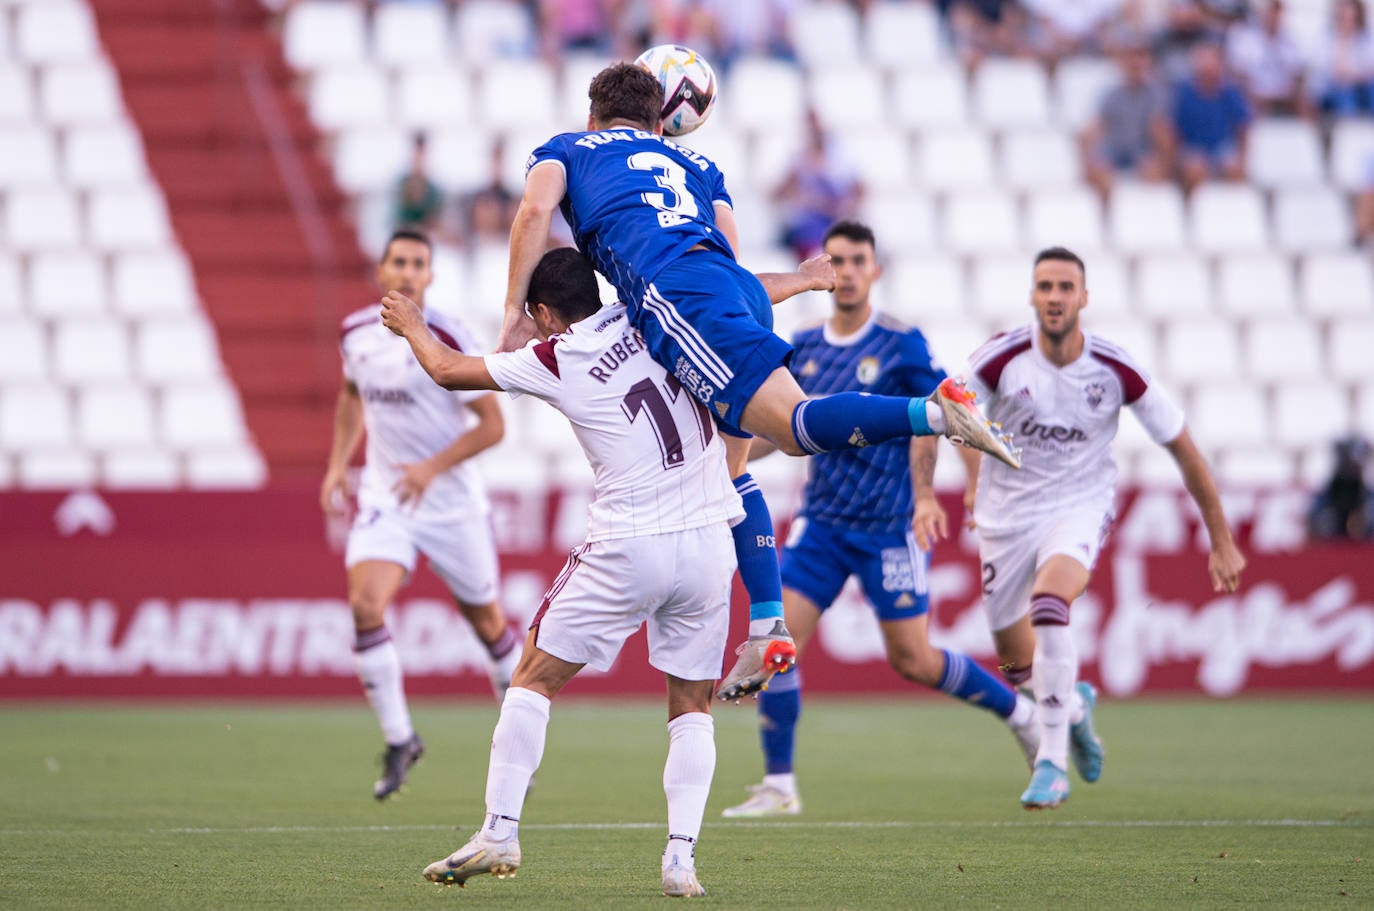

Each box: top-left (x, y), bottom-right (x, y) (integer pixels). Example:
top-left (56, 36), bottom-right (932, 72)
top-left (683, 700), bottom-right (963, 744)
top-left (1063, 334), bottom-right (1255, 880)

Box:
top-left (1, 696), bottom-right (1370, 909)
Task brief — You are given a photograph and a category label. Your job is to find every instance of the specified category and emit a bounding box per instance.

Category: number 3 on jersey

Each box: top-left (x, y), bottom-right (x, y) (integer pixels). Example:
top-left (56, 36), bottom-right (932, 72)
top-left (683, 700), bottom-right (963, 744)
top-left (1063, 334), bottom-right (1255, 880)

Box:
top-left (628, 151), bottom-right (698, 228)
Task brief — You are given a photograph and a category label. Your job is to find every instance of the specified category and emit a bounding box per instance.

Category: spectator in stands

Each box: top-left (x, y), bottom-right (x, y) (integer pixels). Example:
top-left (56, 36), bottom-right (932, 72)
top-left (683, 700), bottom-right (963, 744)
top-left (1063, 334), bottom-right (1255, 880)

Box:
top-left (1022, 0), bottom-right (1121, 64)
top-left (1227, 0), bottom-right (1312, 118)
top-left (1167, 40), bottom-right (1252, 192)
top-left (1308, 435), bottom-right (1374, 541)
top-left (649, 0), bottom-right (722, 60)
top-left (1310, 0), bottom-right (1374, 117)
top-left (392, 133), bottom-right (446, 238)
top-left (457, 140), bottom-right (518, 250)
top-left (1155, 0), bottom-right (1236, 79)
top-left (1081, 40), bottom-right (1172, 198)
top-left (772, 109), bottom-right (863, 261)
top-left (943, 0), bottom-right (1030, 68)
top-left (537, 0), bottom-right (613, 61)
top-left (1357, 151), bottom-right (1374, 249)
top-left (695, 0), bottom-right (798, 71)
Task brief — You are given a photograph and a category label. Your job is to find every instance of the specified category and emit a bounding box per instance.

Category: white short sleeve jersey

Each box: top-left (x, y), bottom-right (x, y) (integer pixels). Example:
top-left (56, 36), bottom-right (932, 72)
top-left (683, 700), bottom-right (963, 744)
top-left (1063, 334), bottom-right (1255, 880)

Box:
top-left (484, 302), bottom-right (742, 542)
top-left (964, 324), bottom-right (1185, 532)
top-left (340, 304), bottom-right (492, 520)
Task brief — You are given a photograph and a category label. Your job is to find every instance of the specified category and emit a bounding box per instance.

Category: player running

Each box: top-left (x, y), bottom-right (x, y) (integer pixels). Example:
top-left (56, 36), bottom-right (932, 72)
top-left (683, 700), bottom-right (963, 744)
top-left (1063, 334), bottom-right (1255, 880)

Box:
top-left (496, 62), bottom-right (1020, 703)
top-left (321, 229), bottom-right (522, 800)
top-left (924, 247), bottom-right (1246, 810)
top-left (723, 222), bottom-right (1040, 818)
top-left (382, 247), bottom-right (751, 897)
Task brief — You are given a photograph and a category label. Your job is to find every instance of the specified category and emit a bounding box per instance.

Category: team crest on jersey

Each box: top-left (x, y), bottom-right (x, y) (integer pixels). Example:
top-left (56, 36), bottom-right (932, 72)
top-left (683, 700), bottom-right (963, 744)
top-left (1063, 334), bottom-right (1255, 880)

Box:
top-left (856, 356), bottom-right (880, 385)
top-left (1085, 382), bottom-right (1106, 409)
top-left (799, 360), bottom-right (818, 378)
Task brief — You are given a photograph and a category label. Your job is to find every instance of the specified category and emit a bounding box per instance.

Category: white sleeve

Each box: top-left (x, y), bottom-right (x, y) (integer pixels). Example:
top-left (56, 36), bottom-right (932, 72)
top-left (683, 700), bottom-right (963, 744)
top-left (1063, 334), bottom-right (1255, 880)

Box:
top-left (484, 343), bottom-right (562, 407)
top-left (1129, 382), bottom-right (1187, 445)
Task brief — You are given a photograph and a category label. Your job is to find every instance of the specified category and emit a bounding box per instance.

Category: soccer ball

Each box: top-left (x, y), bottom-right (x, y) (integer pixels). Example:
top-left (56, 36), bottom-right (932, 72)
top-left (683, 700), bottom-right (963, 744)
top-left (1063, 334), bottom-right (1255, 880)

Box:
top-left (635, 44), bottom-right (718, 137)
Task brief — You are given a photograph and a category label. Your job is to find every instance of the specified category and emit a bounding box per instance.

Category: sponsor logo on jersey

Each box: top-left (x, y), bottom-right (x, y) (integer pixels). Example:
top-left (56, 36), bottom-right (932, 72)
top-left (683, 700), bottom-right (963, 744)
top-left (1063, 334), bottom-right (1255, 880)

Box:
top-left (856, 356), bottom-right (880, 385)
top-left (361, 388), bottom-right (417, 406)
top-left (1085, 382), bottom-right (1106, 409)
top-left (1019, 419), bottom-right (1087, 443)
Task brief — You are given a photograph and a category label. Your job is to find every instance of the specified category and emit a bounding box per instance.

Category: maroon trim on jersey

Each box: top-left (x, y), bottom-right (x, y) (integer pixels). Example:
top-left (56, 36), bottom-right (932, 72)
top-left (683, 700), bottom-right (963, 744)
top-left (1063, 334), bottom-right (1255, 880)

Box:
top-left (531, 543), bottom-right (587, 630)
top-left (339, 313), bottom-right (376, 343)
top-left (533, 338), bottom-right (560, 377)
top-left (428, 323), bottom-right (464, 352)
top-left (975, 336), bottom-right (1032, 390)
top-left (1090, 350), bottom-right (1149, 404)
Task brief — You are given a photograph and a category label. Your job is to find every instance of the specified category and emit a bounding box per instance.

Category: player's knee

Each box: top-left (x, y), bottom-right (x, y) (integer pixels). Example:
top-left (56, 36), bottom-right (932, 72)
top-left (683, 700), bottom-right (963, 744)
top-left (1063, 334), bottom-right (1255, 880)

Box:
top-left (771, 433), bottom-right (809, 457)
top-left (888, 647), bottom-right (942, 687)
top-left (349, 592), bottom-right (389, 629)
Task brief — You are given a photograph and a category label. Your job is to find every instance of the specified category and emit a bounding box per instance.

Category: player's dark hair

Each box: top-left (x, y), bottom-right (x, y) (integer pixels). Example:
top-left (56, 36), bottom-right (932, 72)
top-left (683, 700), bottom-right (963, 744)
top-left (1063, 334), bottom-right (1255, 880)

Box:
top-left (528, 248), bottom-right (602, 323)
top-left (381, 228), bottom-right (432, 263)
top-left (588, 63), bottom-right (662, 130)
top-left (823, 220), bottom-right (877, 252)
top-left (1034, 246), bottom-right (1087, 283)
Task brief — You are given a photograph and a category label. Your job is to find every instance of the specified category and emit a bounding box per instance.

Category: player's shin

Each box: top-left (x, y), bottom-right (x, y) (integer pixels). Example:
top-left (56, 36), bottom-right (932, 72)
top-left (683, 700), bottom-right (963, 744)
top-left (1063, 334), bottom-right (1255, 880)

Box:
top-left (759, 667), bottom-right (801, 779)
top-left (936, 649), bottom-right (1017, 717)
top-left (663, 713), bottom-right (715, 868)
top-left (1029, 596), bottom-right (1076, 772)
top-left (355, 626), bottom-right (413, 744)
top-left (790, 394), bottom-right (934, 454)
top-left (484, 687), bottom-right (551, 837)
top-left (729, 474), bottom-right (786, 637)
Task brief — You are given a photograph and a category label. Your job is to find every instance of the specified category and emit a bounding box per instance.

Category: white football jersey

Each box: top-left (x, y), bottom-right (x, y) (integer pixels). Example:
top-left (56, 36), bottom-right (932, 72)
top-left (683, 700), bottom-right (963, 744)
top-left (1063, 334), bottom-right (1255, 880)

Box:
top-left (964, 324), bottom-right (1185, 532)
top-left (485, 302), bottom-right (742, 542)
top-left (340, 304), bottom-right (492, 520)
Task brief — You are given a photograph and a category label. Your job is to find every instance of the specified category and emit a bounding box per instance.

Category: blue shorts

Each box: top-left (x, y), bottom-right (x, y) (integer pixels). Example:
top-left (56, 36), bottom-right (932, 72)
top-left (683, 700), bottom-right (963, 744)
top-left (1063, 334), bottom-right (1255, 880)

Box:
top-left (631, 248), bottom-right (793, 436)
top-left (780, 517), bottom-right (929, 622)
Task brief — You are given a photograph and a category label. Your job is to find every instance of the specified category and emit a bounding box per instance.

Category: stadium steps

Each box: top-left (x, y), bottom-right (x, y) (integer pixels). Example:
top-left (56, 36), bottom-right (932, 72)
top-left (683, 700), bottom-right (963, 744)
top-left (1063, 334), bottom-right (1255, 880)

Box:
top-left (87, 0), bottom-right (375, 481)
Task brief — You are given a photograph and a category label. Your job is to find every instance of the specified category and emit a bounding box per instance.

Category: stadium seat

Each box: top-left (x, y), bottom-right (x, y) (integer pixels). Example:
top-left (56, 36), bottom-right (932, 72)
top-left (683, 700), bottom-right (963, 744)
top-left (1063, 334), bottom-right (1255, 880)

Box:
top-left (1131, 445), bottom-right (1188, 489)
top-left (1327, 317), bottom-right (1374, 382)
top-left (1273, 188), bottom-right (1353, 252)
top-left (15, 0), bottom-right (99, 64)
top-left (452, 0), bottom-right (536, 64)
top-left (332, 128), bottom-right (411, 194)
top-left (946, 193), bottom-right (1020, 254)
top-left (918, 128), bottom-right (994, 189)
top-left (1023, 187), bottom-right (1106, 253)
top-left (135, 319), bottom-right (223, 383)
top-left (1000, 129), bottom-right (1080, 189)
top-left (865, 1), bottom-right (943, 68)
top-left (843, 128), bottom-right (913, 190)
top-left (1053, 56), bottom-right (1118, 130)
top-left (1356, 383), bottom-right (1374, 436)
top-left (184, 447), bottom-right (268, 489)
top-left (281, 0), bottom-right (367, 70)
top-left (161, 384), bottom-right (249, 448)
top-left (859, 191), bottom-right (937, 255)
top-left (0, 126), bottom-right (59, 185)
top-left (1300, 252), bottom-right (1374, 318)
top-left (1248, 119), bottom-right (1325, 188)
top-left (30, 251), bottom-right (107, 317)
top-left (726, 58), bottom-right (806, 133)
top-left (751, 125), bottom-right (807, 189)
top-left (1189, 184), bottom-right (1268, 253)
top-left (87, 186), bottom-right (172, 251)
top-left (559, 53), bottom-right (614, 130)
top-left (63, 124), bottom-right (148, 188)
top-left (373, 3), bottom-right (449, 68)
top-left (426, 126), bottom-right (496, 196)
top-left (76, 384), bottom-right (157, 449)
top-left (39, 60), bottom-right (124, 125)
top-left (1216, 255), bottom-right (1297, 318)
top-left (924, 321), bottom-right (995, 373)
top-left (1109, 183), bottom-right (1186, 252)
top-left (476, 59), bottom-right (556, 132)
top-left (17, 450), bottom-right (97, 489)
top-left (970, 255), bottom-right (1032, 321)
top-left (972, 59), bottom-right (1051, 128)
top-left (1271, 384), bottom-right (1350, 449)
top-left (1112, 406), bottom-right (1158, 473)
top-left (1188, 383), bottom-right (1269, 450)
top-left (789, 0), bottom-right (862, 66)
top-left (678, 128), bottom-right (750, 190)
top-left (0, 63), bottom-right (34, 122)
top-left (0, 384), bottom-right (72, 448)
top-left (394, 64), bottom-right (474, 131)
top-left (1088, 317), bottom-right (1158, 371)
top-left (308, 65), bottom-right (388, 132)
top-left (6, 186), bottom-right (82, 249)
top-left (1082, 255), bottom-right (1131, 317)
top-left (102, 449), bottom-right (181, 488)
top-left (111, 251), bottom-right (198, 317)
top-left (1328, 119), bottom-right (1374, 191)
top-left (0, 320), bottom-right (47, 383)
top-left (52, 319), bottom-right (131, 383)
top-left (1161, 319), bottom-right (1240, 383)
top-left (892, 64), bottom-right (969, 130)
top-left (0, 255), bottom-right (22, 315)
top-left (498, 127), bottom-right (554, 194)
top-left (808, 65), bottom-right (886, 132)
top-left (1135, 255), bottom-right (1213, 319)
top-left (1216, 449), bottom-right (1296, 486)
top-left (1245, 318), bottom-right (1322, 382)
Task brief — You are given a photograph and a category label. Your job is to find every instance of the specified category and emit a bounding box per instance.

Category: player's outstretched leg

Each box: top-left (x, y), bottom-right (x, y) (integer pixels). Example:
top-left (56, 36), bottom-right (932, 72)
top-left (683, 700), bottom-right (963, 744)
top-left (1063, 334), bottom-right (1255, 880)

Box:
top-left (929, 377), bottom-right (1022, 469)
top-left (1070, 681), bottom-right (1104, 783)
top-left (723, 668), bottom-right (803, 817)
top-left (714, 620), bottom-right (796, 702)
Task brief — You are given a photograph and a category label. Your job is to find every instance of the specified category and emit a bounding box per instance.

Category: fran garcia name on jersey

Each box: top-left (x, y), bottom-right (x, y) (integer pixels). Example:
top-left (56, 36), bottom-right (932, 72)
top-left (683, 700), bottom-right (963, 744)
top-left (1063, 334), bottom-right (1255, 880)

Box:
top-left (567, 130), bottom-right (712, 173)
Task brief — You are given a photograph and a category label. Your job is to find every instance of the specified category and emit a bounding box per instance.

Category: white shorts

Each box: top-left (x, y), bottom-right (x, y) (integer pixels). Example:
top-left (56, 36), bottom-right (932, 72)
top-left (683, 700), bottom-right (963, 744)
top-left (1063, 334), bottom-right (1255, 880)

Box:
top-left (532, 524), bottom-right (736, 681)
top-left (345, 507), bottom-right (499, 605)
top-left (978, 501), bottom-right (1114, 632)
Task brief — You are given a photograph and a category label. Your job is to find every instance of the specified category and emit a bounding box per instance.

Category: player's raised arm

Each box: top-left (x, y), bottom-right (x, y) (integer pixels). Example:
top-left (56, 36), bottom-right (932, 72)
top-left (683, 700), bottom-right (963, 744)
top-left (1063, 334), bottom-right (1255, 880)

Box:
top-left (756, 253), bottom-right (837, 305)
top-left (1162, 427), bottom-right (1247, 592)
top-left (381, 291), bottom-right (501, 392)
top-left (499, 162), bottom-right (567, 352)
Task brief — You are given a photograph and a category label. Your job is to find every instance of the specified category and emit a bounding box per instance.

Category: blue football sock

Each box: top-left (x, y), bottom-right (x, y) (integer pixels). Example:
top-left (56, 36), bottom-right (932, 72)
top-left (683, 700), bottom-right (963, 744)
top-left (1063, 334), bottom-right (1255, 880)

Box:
top-left (936, 650), bottom-right (1017, 719)
top-left (730, 474), bottom-right (784, 625)
top-left (759, 666), bottom-right (801, 775)
top-left (790, 393), bottom-right (932, 455)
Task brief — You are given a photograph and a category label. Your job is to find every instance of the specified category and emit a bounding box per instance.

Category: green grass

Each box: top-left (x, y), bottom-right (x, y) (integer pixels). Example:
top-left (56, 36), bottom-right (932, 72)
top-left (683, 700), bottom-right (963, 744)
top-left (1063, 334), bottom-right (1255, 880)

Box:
top-left (1, 697), bottom-right (1370, 909)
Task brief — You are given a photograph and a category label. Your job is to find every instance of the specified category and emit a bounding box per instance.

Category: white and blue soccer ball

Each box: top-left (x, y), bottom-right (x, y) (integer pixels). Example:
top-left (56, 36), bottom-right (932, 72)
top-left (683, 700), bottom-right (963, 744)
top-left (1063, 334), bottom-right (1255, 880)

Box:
top-left (635, 44), bottom-right (718, 137)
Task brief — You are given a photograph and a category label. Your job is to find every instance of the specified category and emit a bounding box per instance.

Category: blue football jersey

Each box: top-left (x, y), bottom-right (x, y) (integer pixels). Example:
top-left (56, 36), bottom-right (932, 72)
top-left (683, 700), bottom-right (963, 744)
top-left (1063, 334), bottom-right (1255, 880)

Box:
top-left (790, 312), bottom-right (947, 534)
top-left (527, 130), bottom-right (736, 307)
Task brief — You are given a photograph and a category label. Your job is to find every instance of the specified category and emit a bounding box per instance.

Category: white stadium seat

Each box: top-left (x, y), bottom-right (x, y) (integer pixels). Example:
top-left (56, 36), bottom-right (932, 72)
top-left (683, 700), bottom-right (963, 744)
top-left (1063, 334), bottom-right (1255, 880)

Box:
top-left (452, 0), bottom-right (535, 64)
top-left (1329, 119), bottom-right (1374, 191)
top-left (843, 128), bottom-right (913, 190)
top-left (394, 65), bottom-right (474, 131)
top-left (970, 255), bottom-right (1031, 321)
top-left (1109, 183), bottom-right (1185, 252)
top-left (724, 58), bottom-right (806, 132)
top-left (111, 251), bottom-right (198, 317)
top-left (945, 192), bottom-right (1020, 254)
top-left (52, 319), bottom-right (131, 383)
top-left (1135, 255), bottom-right (1213, 319)
top-left (1300, 253), bottom-right (1374, 318)
top-left (1000, 129), bottom-right (1080, 189)
top-left (1248, 119), bottom-right (1325, 188)
top-left (308, 65), bottom-right (388, 132)
top-left (887, 257), bottom-right (967, 323)
top-left (1273, 188), bottom-right (1353, 252)
top-left (477, 59), bottom-right (556, 132)
top-left (185, 447), bottom-right (268, 489)
top-left (1053, 56), bottom-right (1118, 130)
top-left (0, 127), bottom-right (59, 186)
top-left (373, 3), bottom-right (450, 68)
top-left (6, 185), bottom-right (81, 250)
top-left (1088, 318), bottom-right (1158, 373)
top-left (40, 61), bottom-right (124, 125)
top-left (135, 319), bottom-right (223, 383)
top-left (15, 0), bottom-right (99, 64)
top-left (76, 384), bottom-right (157, 449)
top-left (1082, 255), bottom-right (1131, 317)
top-left (282, 0), bottom-right (367, 70)
top-left (1023, 187), bottom-right (1106, 253)
top-left (559, 54), bottom-right (614, 130)
top-left (0, 384), bottom-right (72, 448)
top-left (1271, 384), bottom-right (1350, 449)
top-left (332, 128), bottom-right (410, 194)
top-left (678, 128), bottom-right (750, 190)
top-left (426, 127), bottom-right (496, 196)
top-left (30, 251), bottom-right (107, 317)
top-left (1328, 317), bottom-right (1374, 382)
top-left (1216, 255), bottom-right (1296, 318)
top-left (859, 191), bottom-right (937, 255)
top-left (808, 65), bottom-right (886, 132)
top-left (972, 59), bottom-right (1051, 128)
top-left (1357, 383), bottom-right (1374, 435)
top-left (87, 185), bottom-right (172, 251)
top-left (0, 64), bottom-right (35, 123)
top-left (161, 384), bottom-right (249, 448)
top-left (0, 320), bottom-right (47, 383)
top-left (17, 450), bottom-right (97, 489)
top-left (63, 124), bottom-right (148, 188)
top-left (1161, 319), bottom-right (1240, 383)
top-left (892, 64), bottom-right (968, 130)
top-left (102, 449), bottom-right (181, 488)
top-left (789, 0), bottom-right (862, 66)
top-left (865, 1), bottom-right (943, 68)
top-left (0, 255), bottom-right (20, 315)
top-left (918, 129), bottom-right (994, 189)
top-left (1245, 319), bottom-right (1322, 382)
top-left (1216, 449), bottom-right (1296, 487)
top-left (1189, 184), bottom-right (1268, 253)
top-left (1189, 384), bottom-right (1269, 450)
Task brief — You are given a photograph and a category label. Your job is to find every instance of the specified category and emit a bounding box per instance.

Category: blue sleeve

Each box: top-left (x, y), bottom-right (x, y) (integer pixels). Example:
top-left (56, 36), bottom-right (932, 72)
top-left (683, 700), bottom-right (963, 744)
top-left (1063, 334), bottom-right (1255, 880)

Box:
top-left (896, 330), bottom-right (947, 397)
top-left (527, 134), bottom-right (570, 177)
top-left (708, 160), bottom-right (732, 209)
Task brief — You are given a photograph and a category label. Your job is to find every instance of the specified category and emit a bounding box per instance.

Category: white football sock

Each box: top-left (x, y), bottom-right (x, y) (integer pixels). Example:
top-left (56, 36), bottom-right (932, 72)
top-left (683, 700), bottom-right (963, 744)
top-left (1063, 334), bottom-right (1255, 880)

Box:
top-left (763, 772), bottom-right (798, 795)
top-left (1007, 691), bottom-right (1036, 728)
top-left (663, 712), bottom-right (715, 868)
top-left (1032, 624), bottom-right (1076, 772)
top-left (354, 633), bottom-right (413, 745)
top-left (925, 399), bottom-right (947, 434)
top-left (485, 687), bottom-right (550, 825)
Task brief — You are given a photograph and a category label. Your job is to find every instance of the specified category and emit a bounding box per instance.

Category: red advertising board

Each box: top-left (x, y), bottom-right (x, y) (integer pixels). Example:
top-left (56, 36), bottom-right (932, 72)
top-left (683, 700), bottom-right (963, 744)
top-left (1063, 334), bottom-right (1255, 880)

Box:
top-left (2, 486), bottom-right (1371, 699)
